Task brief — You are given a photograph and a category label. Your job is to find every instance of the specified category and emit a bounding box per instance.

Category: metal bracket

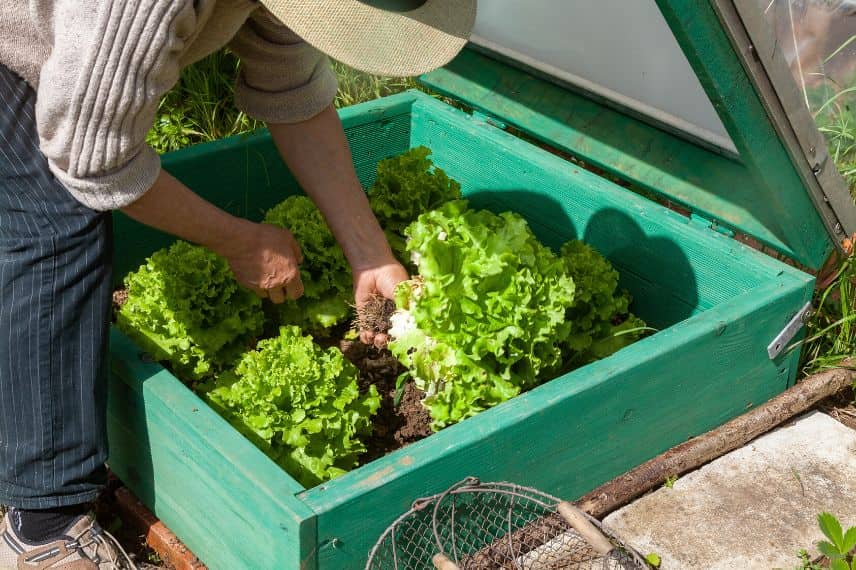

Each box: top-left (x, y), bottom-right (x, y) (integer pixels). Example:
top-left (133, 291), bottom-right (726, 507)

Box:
top-left (767, 302), bottom-right (813, 359)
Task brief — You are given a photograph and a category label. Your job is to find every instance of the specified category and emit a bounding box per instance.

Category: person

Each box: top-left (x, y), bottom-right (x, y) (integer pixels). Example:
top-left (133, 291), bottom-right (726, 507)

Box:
top-left (0, 0), bottom-right (476, 567)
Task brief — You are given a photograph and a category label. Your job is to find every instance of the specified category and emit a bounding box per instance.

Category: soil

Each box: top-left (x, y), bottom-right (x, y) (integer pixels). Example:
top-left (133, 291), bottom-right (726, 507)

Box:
top-left (112, 288), bottom-right (128, 310)
top-left (818, 388), bottom-right (856, 431)
top-left (355, 294), bottom-right (396, 335)
top-left (339, 339), bottom-right (433, 463)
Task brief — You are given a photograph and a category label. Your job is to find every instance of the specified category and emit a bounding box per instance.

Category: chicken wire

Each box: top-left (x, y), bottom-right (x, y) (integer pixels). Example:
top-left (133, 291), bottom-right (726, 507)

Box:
top-left (365, 478), bottom-right (648, 570)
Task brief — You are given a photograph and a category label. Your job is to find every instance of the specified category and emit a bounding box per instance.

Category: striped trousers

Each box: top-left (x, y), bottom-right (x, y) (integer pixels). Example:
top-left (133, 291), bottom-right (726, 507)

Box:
top-left (0, 63), bottom-right (112, 508)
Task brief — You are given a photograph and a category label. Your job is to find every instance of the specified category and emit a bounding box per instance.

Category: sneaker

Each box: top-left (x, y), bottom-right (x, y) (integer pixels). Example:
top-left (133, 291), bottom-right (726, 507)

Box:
top-left (0, 509), bottom-right (137, 569)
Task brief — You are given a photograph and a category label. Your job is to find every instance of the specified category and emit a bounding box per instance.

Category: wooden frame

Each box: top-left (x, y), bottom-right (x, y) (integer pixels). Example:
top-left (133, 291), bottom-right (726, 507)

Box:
top-left (107, 91), bottom-right (814, 569)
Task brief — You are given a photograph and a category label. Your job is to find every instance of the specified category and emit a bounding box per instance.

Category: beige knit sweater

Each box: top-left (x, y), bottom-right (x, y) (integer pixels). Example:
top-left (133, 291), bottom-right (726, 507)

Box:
top-left (0, 0), bottom-right (338, 210)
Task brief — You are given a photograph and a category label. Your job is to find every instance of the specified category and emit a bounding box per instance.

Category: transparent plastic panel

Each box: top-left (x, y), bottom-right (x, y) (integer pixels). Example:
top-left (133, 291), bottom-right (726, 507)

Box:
top-left (470, 0), bottom-right (737, 153)
top-left (760, 0), bottom-right (856, 192)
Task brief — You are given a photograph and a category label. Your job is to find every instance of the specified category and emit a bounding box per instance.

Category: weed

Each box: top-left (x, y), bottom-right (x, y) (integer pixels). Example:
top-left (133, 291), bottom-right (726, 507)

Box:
top-left (800, 34), bottom-right (856, 377)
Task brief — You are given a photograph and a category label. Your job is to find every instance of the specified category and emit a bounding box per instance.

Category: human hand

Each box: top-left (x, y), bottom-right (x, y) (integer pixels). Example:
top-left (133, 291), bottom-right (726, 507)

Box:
top-left (214, 219), bottom-right (305, 303)
top-left (353, 260), bottom-right (409, 348)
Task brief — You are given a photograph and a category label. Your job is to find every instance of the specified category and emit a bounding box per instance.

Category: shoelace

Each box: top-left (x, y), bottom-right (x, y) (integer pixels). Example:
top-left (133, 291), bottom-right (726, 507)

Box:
top-left (72, 526), bottom-right (138, 570)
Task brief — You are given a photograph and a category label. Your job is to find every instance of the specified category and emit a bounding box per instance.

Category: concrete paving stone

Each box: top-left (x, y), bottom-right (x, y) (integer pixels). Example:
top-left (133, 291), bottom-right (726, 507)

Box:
top-left (604, 412), bottom-right (856, 569)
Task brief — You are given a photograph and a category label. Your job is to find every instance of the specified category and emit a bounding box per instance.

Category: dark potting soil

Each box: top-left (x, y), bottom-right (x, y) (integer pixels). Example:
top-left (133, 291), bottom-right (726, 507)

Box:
top-left (339, 339), bottom-right (433, 463)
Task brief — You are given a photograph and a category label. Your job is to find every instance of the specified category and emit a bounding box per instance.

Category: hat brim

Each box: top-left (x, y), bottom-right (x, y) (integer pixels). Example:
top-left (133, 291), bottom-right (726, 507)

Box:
top-left (260, 0), bottom-right (477, 77)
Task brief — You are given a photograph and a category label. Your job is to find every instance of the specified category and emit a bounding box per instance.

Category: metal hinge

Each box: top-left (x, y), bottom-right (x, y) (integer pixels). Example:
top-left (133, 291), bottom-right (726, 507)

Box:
top-left (767, 302), bottom-right (813, 359)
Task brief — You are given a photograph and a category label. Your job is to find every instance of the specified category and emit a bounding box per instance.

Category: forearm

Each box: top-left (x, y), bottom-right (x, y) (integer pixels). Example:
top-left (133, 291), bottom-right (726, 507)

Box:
top-left (268, 105), bottom-right (394, 270)
top-left (120, 169), bottom-right (245, 255)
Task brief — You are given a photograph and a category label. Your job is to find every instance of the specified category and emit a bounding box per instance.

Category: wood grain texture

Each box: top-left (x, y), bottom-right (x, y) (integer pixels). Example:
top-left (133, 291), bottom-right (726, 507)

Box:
top-left (654, 0), bottom-right (832, 269)
top-left (421, 46), bottom-right (831, 270)
top-left (107, 330), bottom-right (316, 569)
top-left (105, 92), bottom-right (816, 570)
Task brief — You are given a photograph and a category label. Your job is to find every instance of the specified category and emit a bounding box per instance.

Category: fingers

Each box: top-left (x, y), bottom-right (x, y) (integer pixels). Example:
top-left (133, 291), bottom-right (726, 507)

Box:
top-left (373, 333), bottom-right (389, 349)
top-left (267, 287), bottom-right (286, 304)
top-left (358, 330), bottom-right (390, 350)
top-left (285, 275), bottom-right (304, 301)
top-left (252, 287), bottom-right (268, 299)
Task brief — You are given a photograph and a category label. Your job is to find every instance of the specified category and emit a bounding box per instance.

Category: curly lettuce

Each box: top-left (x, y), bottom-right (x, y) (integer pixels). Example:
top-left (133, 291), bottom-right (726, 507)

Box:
top-left (264, 196), bottom-right (352, 331)
top-left (206, 326), bottom-right (380, 487)
top-left (117, 241), bottom-right (264, 382)
top-left (559, 241), bottom-right (646, 368)
top-left (388, 200), bottom-right (575, 430)
top-left (368, 146), bottom-right (461, 262)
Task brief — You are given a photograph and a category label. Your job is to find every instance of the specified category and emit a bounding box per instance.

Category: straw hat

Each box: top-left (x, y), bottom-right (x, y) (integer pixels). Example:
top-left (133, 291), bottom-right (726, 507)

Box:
top-left (260, 0), bottom-right (477, 77)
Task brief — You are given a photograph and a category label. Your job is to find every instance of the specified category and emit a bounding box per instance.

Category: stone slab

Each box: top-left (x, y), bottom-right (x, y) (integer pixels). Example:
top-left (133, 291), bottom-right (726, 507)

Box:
top-left (604, 412), bottom-right (856, 569)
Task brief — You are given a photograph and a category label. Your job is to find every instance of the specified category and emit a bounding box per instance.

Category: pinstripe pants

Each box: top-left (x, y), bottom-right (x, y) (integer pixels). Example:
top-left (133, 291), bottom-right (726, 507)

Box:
top-left (0, 63), bottom-right (112, 508)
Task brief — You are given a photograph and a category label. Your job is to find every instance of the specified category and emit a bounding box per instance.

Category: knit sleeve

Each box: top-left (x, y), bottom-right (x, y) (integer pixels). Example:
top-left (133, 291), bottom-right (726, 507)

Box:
top-left (36, 0), bottom-right (199, 211)
top-left (229, 6), bottom-right (338, 124)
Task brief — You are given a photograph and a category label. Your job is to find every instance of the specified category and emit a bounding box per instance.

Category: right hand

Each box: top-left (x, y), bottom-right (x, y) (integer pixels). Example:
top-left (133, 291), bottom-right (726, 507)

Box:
top-left (213, 219), bottom-right (304, 304)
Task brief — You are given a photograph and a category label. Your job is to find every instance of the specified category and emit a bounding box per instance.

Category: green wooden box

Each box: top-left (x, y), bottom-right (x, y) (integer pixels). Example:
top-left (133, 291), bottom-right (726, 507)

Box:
top-left (106, 2), bottom-right (855, 569)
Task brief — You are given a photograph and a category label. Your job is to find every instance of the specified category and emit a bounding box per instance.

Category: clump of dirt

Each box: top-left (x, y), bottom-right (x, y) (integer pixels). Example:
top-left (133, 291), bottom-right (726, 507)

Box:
top-left (112, 288), bottom-right (128, 310)
top-left (340, 340), bottom-right (433, 463)
top-left (355, 295), bottom-right (396, 335)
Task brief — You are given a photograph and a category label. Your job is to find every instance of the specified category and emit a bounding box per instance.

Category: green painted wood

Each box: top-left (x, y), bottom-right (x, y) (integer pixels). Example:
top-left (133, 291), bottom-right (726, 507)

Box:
top-left (655, 0), bottom-right (833, 270)
top-left (302, 276), bottom-right (811, 569)
top-left (106, 91), bottom-right (817, 570)
top-left (111, 91), bottom-right (417, 283)
top-left (421, 43), bottom-right (832, 270)
top-left (107, 330), bottom-right (317, 569)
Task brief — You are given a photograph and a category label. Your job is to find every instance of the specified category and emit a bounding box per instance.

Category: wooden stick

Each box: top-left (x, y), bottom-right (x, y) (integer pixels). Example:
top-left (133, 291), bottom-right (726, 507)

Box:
top-left (432, 553), bottom-right (461, 570)
top-left (576, 364), bottom-right (855, 518)
top-left (556, 502), bottom-right (613, 555)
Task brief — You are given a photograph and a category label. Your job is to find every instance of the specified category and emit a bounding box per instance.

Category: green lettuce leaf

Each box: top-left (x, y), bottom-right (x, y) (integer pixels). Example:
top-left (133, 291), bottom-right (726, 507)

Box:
top-left (389, 200), bottom-right (575, 429)
top-left (264, 196), bottom-right (352, 331)
top-left (205, 326), bottom-right (380, 487)
top-left (559, 240), bottom-right (646, 367)
top-left (117, 241), bottom-right (264, 381)
top-left (368, 146), bottom-right (461, 263)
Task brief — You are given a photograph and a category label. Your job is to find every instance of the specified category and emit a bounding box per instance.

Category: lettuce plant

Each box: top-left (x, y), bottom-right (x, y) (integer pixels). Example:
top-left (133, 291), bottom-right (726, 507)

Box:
top-left (368, 146), bottom-right (461, 262)
top-left (264, 196), bottom-right (352, 331)
top-left (559, 240), bottom-right (646, 367)
top-left (388, 200), bottom-right (576, 429)
top-left (206, 326), bottom-right (380, 487)
top-left (117, 241), bottom-right (264, 381)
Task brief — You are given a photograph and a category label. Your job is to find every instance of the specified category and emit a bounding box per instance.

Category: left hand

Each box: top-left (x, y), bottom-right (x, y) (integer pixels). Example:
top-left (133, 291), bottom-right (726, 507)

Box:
top-left (353, 260), bottom-right (409, 348)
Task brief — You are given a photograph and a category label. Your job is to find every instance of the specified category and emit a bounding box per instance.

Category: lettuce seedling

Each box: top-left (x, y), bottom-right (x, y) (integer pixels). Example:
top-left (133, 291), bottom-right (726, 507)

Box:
top-left (264, 196), bottom-right (352, 331)
top-left (117, 241), bottom-right (264, 381)
top-left (206, 326), bottom-right (380, 487)
top-left (388, 200), bottom-right (575, 429)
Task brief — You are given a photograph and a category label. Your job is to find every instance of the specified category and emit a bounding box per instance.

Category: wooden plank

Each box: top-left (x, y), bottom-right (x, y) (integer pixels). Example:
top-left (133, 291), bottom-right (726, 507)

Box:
top-left (408, 95), bottom-right (798, 327)
top-left (302, 276), bottom-right (812, 569)
top-left (107, 330), bottom-right (318, 569)
top-left (654, 0), bottom-right (833, 269)
top-left (111, 91), bottom-right (418, 283)
top-left (421, 46), bottom-right (831, 270)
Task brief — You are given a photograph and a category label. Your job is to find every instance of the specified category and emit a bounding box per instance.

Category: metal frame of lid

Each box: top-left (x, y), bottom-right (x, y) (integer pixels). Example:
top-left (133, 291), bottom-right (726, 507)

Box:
top-left (714, 0), bottom-right (856, 251)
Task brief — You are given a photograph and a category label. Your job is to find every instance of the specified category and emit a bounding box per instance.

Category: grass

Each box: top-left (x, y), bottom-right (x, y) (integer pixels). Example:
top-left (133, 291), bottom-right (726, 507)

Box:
top-left (148, 49), bottom-right (855, 377)
top-left (146, 52), bottom-right (417, 154)
top-left (797, 37), bottom-right (856, 377)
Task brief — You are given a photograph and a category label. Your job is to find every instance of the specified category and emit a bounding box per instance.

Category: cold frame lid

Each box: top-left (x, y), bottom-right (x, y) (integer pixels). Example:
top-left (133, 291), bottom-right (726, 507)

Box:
top-left (420, 0), bottom-right (856, 270)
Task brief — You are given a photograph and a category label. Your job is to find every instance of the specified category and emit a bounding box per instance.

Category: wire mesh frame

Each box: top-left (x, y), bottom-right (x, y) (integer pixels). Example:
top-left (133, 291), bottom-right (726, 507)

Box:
top-left (365, 477), bottom-right (650, 570)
